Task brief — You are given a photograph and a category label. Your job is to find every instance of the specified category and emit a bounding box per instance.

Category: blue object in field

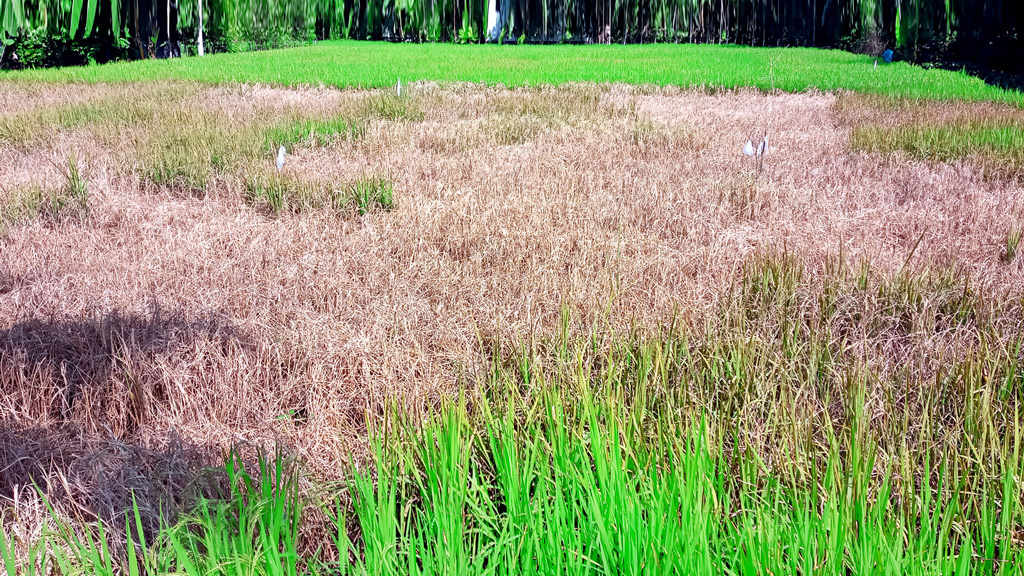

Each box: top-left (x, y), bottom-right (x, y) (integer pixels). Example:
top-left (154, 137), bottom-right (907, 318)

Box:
top-left (882, 50), bottom-right (894, 64)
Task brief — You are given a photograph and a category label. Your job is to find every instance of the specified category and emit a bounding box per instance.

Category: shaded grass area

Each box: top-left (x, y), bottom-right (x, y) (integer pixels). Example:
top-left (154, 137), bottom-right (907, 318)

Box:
top-left (3, 41), bottom-right (1022, 105)
top-left (3, 255), bottom-right (1022, 575)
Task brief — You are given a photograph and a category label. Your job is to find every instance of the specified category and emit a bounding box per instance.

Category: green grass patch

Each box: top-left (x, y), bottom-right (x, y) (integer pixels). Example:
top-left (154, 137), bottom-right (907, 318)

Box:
top-left (0, 98), bottom-right (154, 147)
top-left (262, 92), bottom-right (427, 155)
top-left (138, 108), bottom-right (269, 194)
top-left (4, 257), bottom-right (1022, 575)
top-left (851, 122), bottom-right (1024, 178)
top-left (4, 41), bottom-right (1022, 105)
top-left (261, 92), bottom-right (422, 152)
top-left (262, 115), bottom-right (366, 150)
top-left (838, 94), bottom-right (1024, 178)
top-left (245, 172), bottom-right (394, 216)
top-left (349, 175), bottom-right (395, 215)
top-left (244, 173), bottom-right (338, 214)
top-left (362, 92), bottom-right (424, 121)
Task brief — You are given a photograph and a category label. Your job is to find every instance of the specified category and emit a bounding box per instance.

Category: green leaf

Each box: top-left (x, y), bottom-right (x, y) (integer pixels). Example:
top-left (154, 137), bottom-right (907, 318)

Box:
top-left (69, 0), bottom-right (83, 38)
top-left (84, 0), bottom-right (98, 38)
top-left (955, 535), bottom-right (972, 576)
top-left (111, 0), bottom-right (121, 38)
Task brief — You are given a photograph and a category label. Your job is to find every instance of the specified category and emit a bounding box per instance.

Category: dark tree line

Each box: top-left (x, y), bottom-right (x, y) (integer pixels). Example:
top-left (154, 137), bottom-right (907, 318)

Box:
top-left (1, 0), bottom-right (1021, 71)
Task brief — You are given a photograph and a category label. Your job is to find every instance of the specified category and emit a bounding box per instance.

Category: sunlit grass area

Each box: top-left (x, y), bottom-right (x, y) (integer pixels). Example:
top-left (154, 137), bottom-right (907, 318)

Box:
top-left (1, 69), bottom-right (1023, 575)
top-left (852, 122), bottom-right (1024, 178)
top-left (837, 93), bottom-right (1024, 179)
top-left (4, 41), bottom-right (1022, 104)
top-left (5, 257), bottom-right (1023, 575)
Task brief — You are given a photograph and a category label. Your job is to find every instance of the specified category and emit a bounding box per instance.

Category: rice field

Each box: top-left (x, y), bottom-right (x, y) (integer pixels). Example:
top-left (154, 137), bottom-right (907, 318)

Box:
top-left (1, 45), bottom-right (1023, 575)
top-left (6, 41), bottom-right (1024, 105)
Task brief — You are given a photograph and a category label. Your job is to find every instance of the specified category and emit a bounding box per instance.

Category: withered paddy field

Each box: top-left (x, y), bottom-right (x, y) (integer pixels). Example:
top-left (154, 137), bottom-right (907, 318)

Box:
top-left (1, 79), bottom-right (1023, 575)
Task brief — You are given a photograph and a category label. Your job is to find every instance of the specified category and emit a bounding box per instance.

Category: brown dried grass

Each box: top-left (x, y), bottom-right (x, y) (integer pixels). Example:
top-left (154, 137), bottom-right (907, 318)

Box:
top-left (1, 82), bottom-right (1023, 538)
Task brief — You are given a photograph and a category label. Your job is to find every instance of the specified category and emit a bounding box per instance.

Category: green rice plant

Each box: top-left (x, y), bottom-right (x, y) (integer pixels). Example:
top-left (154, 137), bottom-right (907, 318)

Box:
top-left (0, 98), bottom-right (154, 147)
top-left (850, 120), bottom-right (1024, 179)
top-left (2, 185), bottom-right (46, 230)
top-left (1005, 222), bottom-right (1022, 263)
top-left (139, 109), bottom-right (260, 194)
top-left (58, 153), bottom-right (90, 219)
top-left (30, 449), bottom-right (304, 576)
top-left (347, 175), bottom-right (394, 215)
top-left (262, 115), bottom-right (366, 151)
top-left (141, 131), bottom-right (215, 194)
top-left (245, 172), bottom-right (393, 216)
top-left (1, 154), bottom-right (89, 233)
top-left (244, 172), bottom-right (331, 215)
top-left (162, 449), bottom-right (303, 576)
top-left (857, 266), bottom-right (977, 335)
top-left (8, 42), bottom-right (1024, 106)
top-left (51, 100), bottom-right (154, 130)
top-left (0, 531), bottom-right (11, 576)
top-left (45, 505), bottom-right (130, 576)
top-left (142, 106), bottom-right (370, 197)
top-left (0, 522), bottom-right (49, 576)
top-left (341, 355), bottom-right (1024, 576)
top-left (335, 268), bottom-right (1022, 575)
top-left (361, 93), bottom-right (424, 122)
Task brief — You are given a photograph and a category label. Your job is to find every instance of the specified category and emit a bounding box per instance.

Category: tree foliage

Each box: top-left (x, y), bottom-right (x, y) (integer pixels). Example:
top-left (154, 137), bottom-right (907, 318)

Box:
top-left (2, 0), bottom-right (1020, 56)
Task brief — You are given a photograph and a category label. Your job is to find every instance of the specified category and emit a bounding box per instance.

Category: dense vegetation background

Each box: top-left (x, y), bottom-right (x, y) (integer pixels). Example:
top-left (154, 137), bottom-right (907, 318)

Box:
top-left (0, 1), bottom-right (1021, 77)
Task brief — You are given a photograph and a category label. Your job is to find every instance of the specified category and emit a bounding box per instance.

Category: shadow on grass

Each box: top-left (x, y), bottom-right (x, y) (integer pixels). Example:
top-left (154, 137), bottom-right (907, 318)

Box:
top-left (0, 306), bottom-right (251, 537)
top-left (0, 424), bottom-right (221, 539)
top-left (0, 306), bottom-right (248, 423)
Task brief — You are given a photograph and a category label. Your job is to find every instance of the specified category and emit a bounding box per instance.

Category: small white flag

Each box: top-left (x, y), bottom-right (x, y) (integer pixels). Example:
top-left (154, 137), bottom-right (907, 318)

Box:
top-left (276, 145), bottom-right (286, 171)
